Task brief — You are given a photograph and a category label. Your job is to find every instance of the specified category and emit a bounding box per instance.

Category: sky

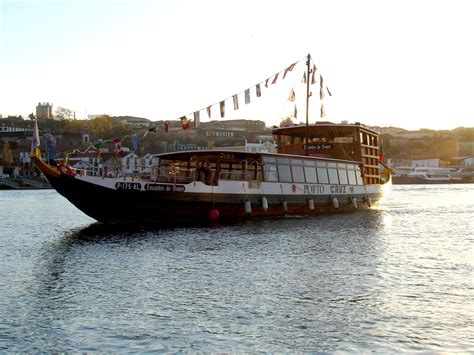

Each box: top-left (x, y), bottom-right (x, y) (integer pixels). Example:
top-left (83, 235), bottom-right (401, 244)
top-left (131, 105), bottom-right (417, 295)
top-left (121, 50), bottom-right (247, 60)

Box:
top-left (1, 0), bottom-right (473, 130)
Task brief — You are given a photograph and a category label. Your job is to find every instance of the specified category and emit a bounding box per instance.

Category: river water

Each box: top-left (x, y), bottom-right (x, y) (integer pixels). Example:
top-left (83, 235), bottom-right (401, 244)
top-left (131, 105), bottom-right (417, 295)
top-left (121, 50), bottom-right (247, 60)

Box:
top-left (0, 185), bottom-right (472, 352)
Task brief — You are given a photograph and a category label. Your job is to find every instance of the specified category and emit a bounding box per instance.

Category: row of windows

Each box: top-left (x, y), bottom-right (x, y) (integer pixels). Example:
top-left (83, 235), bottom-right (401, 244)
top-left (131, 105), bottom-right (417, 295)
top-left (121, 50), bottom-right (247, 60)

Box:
top-left (263, 157), bottom-right (364, 185)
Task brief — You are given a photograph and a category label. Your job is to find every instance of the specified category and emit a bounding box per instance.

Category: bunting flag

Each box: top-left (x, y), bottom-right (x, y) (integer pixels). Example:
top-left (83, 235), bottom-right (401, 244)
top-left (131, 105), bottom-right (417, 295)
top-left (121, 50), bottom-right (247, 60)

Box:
top-left (320, 75), bottom-right (325, 100)
top-left (193, 111), bottom-right (200, 128)
top-left (271, 72), bottom-right (279, 85)
top-left (206, 105), bottom-right (212, 118)
top-left (30, 117), bottom-right (41, 157)
top-left (94, 141), bottom-right (103, 149)
top-left (220, 100), bottom-right (225, 118)
top-left (180, 116), bottom-right (190, 130)
top-left (265, 78), bottom-right (269, 88)
top-left (326, 86), bottom-right (333, 96)
top-left (256, 84), bottom-right (262, 97)
top-left (245, 89), bottom-right (251, 104)
top-left (288, 89), bottom-right (296, 102)
top-left (302, 72), bottom-right (307, 84)
top-left (113, 137), bottom-right (125, 156)
top-left (320, 103), bottom-right (326, 117)
top-left (283, 62), bottom-right (297, 79)
top-left (311, 64), bottom-right (317, 84)
top-left (233, 94), bottom-right (239, 110)
top-left (293, 105), bottom-right (298, 118)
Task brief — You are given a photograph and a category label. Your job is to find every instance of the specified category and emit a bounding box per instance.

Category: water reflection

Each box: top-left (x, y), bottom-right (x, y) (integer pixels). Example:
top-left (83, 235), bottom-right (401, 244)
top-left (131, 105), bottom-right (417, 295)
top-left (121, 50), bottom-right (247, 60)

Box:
top-left (21, 212), bottom-right (388, 351)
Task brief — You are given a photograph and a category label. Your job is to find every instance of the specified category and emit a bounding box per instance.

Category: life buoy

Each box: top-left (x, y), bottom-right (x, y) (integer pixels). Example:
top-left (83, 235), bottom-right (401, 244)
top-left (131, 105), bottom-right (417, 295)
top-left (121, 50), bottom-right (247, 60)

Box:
top-left (58, 163), bottom-right (76, 176)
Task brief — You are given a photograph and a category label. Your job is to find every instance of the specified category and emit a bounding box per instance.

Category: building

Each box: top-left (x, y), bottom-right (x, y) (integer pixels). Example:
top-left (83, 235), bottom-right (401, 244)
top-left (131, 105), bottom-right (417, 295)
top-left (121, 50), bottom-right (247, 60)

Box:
top-left (36, 102), bottom-right (53, 119)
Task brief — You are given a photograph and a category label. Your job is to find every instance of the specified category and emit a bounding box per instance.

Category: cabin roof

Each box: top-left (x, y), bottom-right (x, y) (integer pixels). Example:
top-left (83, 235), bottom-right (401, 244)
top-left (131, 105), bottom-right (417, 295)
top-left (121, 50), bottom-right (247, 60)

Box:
top-left (152, 149), bottom-right (360, 165)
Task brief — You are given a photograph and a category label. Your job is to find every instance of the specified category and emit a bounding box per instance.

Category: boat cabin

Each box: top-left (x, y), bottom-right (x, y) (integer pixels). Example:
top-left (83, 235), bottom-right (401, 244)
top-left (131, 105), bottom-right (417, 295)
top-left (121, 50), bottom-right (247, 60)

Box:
top-left (273, 122), bottom-right (381, 184)
top-left (151, 150), bottom-right (366, 187)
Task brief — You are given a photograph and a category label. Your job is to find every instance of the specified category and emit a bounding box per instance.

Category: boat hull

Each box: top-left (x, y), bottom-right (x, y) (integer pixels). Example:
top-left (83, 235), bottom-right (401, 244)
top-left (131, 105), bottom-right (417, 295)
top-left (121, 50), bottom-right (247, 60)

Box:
top-left (40, 172), bottom-right (385, 225)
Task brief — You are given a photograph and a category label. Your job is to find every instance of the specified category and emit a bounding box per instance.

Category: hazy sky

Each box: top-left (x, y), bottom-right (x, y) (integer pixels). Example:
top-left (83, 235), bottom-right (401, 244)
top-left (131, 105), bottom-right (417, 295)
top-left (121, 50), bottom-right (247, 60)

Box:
top-left (1, 0), bottom-right (473, 130)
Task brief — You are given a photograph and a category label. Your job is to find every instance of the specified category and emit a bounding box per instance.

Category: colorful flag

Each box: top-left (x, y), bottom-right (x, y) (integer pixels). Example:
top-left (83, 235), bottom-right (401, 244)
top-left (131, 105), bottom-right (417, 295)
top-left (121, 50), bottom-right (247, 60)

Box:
top-left (113, 137), bottom-right (125, 156)
top-left (302, 72), bottom-right (307, 84)
top-left (320, 75), bottom-right (325, 100)
top-left (220, 100), bottom-right (225, 118)
top-left (311, 64), bottom-right (317, 84)
top-left (283, 62), bottom-right (297, 79)
top-left (245, 89), bottom-right (251, 104)
top-left (233, 95), bottom-right (239, 110)
top-left (94, 141), bottom-right (103, 149)
top-left (271, 72), bottom-right (279, 85)
top-left (193, 111), bottom-right (200, 128)
top-left (256, 84), bottom-right (262, 97)
top-left (180, 116), bottom-right (190, 130)
top-left (207, 105), bottom-right (212, 118)
top-left (288, 89), bottom-right (296, 102)
top-left (30, 117), bottom-right (41, 157)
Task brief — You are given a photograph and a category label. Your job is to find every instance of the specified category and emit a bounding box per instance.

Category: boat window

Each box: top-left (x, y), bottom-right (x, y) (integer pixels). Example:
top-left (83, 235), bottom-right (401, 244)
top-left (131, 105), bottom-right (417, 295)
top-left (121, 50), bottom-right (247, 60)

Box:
top-left (337, 163), bottom-right (346, 169)
top-left (277, 164), bottom-right (292, 183)
top-left (277, 157), bottom-right (290, 164)
top-left (291, 159), bottom-right (303, 165)
top-left (347, 169), bottom-right (357, 185)
top-left (304, 160), bottom-right (315, 167)
top-left (316, 161), bottom-right (326, 167)
top-left (304, 166), bottom-right (317, 183)
top-left (347, 164), bottom-right (355, 170)
top-left (327, 162), bottom-right (337, 168)
top-left (291, 165), bottom-right (305, 183)
top-left (328, 168), bottom-right (339, 184)
top-left (263, 156), bottom-right (276, 164)
top-left (317, 167), bottom-right (329, 184)
top-left (264, 163), bottom-right (278, 182)
top-left (355, 166), bottom-right (364, 185)
top-left (338, 168), bottom-right (348, 185)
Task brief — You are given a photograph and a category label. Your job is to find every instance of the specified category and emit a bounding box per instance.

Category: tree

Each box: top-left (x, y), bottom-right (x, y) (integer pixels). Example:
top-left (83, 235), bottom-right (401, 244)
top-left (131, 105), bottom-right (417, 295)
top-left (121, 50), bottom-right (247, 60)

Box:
top-left (54, 107), bottom-right (74, 120)
top-left (280, 117), bottom-right (294, 127)
top-left (28, 113), bottom-right (35, 120)
top-left (2, 142), bottom-right (13, 166)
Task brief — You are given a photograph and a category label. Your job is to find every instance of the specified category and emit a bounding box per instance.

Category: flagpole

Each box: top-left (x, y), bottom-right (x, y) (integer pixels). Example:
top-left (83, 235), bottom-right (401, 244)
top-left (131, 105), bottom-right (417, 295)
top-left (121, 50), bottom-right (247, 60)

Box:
top-left (305, 53), bottom-right (311, 156)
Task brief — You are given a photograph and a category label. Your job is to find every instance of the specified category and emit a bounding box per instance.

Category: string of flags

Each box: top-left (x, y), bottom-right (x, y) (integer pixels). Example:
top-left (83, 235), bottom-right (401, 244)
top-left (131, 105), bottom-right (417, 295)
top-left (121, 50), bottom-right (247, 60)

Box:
top-left (144, 54), bottom-right (334, 132)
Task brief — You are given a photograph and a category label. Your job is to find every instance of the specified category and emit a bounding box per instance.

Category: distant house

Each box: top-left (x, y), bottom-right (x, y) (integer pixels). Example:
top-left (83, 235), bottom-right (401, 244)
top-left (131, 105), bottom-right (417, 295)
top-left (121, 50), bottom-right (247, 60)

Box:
top-left (103, 152), bottom-right (139, 176)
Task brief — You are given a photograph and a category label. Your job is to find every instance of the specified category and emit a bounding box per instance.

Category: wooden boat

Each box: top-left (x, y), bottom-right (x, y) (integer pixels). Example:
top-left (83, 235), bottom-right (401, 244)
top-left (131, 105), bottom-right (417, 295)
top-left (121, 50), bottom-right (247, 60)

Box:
top-left (32, 55), bottom-right (391, 224)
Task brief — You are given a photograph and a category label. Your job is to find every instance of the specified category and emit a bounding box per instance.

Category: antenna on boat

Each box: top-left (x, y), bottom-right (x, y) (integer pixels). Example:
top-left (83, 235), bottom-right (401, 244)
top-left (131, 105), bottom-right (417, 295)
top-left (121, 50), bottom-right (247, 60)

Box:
top-left (305, 53), bottom-right (311, 156)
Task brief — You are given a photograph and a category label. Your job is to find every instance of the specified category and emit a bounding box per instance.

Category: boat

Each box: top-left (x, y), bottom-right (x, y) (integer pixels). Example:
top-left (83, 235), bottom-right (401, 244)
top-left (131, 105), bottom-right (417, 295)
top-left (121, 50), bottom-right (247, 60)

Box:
top-left (31, 54), bottom-right (392, 224)
top-left (392, 166), bottom-right (473, 184)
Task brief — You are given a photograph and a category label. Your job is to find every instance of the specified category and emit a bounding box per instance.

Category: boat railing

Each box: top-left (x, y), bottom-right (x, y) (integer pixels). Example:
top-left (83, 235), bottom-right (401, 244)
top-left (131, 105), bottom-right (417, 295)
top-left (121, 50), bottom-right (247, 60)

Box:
top-left (219, 171), bottom-right (255, 181)
top-left (152, 167), bottom-right (197, 184)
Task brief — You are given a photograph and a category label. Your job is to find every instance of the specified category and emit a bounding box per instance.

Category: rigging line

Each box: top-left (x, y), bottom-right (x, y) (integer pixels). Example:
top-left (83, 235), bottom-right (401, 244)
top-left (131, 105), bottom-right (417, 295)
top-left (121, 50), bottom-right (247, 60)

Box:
top-left (178, 55), bottom-right (307, 119)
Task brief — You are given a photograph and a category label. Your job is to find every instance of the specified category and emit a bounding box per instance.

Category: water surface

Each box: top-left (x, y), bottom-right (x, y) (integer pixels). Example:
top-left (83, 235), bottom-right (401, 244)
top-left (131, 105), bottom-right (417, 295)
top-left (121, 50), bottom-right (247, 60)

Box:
top-left (0, 185), bottom-right (472, 352)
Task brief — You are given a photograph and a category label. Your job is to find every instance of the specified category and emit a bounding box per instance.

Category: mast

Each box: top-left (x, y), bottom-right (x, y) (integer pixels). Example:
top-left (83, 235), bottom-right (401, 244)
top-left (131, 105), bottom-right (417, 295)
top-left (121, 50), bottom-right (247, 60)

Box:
top-left (305, 53), bottom-right (311, 156)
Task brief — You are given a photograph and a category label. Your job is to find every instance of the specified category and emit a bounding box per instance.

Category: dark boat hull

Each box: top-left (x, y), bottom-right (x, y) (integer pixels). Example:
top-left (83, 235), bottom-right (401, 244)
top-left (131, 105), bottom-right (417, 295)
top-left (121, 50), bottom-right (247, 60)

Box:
top-left (43, 172), bottom-right (382, 224)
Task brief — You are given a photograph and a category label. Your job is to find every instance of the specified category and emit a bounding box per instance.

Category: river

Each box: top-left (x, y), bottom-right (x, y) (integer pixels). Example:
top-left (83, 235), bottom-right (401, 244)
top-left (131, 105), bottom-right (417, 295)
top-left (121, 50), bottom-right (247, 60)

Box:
top-left (0, 184), bottom-right (472, 352)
